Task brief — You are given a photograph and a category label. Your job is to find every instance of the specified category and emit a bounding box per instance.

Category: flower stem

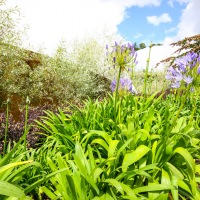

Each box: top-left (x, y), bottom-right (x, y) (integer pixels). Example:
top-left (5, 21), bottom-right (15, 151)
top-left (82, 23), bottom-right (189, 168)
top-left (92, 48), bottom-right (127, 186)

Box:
top-left (143, 43), bottom-right (153, 96)
top-left (114, 66), bottom-right (122, 123)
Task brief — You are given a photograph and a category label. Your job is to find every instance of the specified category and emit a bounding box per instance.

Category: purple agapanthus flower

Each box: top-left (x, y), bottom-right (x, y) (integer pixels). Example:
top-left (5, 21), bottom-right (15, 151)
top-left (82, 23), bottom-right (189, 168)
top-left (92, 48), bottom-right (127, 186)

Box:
top-left (198, 54), bottom-right (200, 62)
top-left (174, 52), bottom-right (198, 70)
top-left (166, 51), bottom-right (200, 89)
top-left (107, 42), bottom-right (138, 70)
top-left (111, 80), bottom-right (117, 92)
top-left (174, 72), bottom-right (183, 82)
top-left (167, 66), bottom-right (178, 76)
top-left (111, 77), bottom-right (136, 94)
top-left (183, 75), bottom-right (193, 85)
top-left (197, 66), bottom-right (200, 74)
top-left (186, 52), bottom-right (198, 63)
top-left (171, 81), bottom-right (180, 89)
top-left (174, 58), bottom-right (187, 72)
top-left (166, 66), bottom-right (192, 88)
top-left (166, 66), bottom-right (183, 82)
top-left (165, 73), bottom-right (173, 80)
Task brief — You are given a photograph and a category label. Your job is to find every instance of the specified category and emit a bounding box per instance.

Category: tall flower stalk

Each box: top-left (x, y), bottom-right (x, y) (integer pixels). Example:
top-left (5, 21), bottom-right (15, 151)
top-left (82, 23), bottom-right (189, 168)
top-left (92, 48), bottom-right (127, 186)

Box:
top-left (142, 42), bottom-right (153, 96)
top-left (111, 77), bottom-right (136, 95)
top-left (106, 42), bottom-right (137, 123)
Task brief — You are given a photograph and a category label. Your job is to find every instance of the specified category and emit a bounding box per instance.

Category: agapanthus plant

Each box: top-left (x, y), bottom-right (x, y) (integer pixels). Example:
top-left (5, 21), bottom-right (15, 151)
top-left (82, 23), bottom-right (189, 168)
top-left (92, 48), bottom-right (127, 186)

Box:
top-left (165, 52), bottom-right (200, 132)
top-left (106, 42), bottom-right (138, 94)
top-left (106, 42), bottom-right (138, 123)
top-left (166, 51), bottom-right (200, 89)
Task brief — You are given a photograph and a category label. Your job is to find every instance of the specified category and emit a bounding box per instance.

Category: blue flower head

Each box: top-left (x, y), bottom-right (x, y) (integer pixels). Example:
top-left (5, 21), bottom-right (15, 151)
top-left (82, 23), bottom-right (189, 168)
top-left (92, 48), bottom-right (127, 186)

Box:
top-left (166, 51), bottom-right (200, 89)
top-left (107, 42), bottom-right (138, 71)
top-left (197, 66), bottom-right (200, 74)
top-left (111, 77), bottom-right (136, 94)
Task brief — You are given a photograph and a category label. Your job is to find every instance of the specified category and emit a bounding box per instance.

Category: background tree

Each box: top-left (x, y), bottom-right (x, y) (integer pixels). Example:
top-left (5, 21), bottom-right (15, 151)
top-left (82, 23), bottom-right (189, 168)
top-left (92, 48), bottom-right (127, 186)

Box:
top-left (139, 42), bottom-right (146, 49)
top-left (0, 2), bottom-right (111, 109)
top-left (134, 42), bottom-right (140, 51)
top-left (134, 42), bottom-right (147, 50)
top-left (0, 0), bottom-right (23, 44)
top-left (0, 1), bottom-right (30, 102)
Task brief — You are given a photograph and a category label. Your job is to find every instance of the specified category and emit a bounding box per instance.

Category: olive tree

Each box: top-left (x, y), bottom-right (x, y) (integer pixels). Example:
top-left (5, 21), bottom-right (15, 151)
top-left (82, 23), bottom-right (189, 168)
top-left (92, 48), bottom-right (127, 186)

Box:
top-left (0, 0), bottom-right (26, 106)
top-left (0, 0), bottom-right (23, 44)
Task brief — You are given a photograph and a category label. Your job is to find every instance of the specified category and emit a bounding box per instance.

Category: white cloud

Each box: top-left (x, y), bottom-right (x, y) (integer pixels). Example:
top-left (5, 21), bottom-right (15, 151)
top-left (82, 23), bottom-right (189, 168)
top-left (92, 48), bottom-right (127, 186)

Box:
top-left (167, 0), bottom-right (174, 7)
top-left (147, 13), bottom-right (172, 26)
top-left (167, 0), bottom-right (190, 7)
top-left (175, 0), bottom-right (190, 4)
top-left (136, 45), bottom-right (179, 71)
top-left (5, 0), bottom-right (162, 54)
top-left (168, 0), bottom-right (190, 6)
top-left (164, 0), bottom-right (200, 45)
top-left (176, 0), bottom-right (200, 38)
top-left (98, 0), bottom-right (161, 7)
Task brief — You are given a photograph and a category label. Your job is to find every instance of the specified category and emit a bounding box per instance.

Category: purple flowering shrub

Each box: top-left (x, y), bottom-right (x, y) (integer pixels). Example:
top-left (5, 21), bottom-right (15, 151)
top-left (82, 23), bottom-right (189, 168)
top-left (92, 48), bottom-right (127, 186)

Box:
top-left (166, 52), bottom-right (200, 89)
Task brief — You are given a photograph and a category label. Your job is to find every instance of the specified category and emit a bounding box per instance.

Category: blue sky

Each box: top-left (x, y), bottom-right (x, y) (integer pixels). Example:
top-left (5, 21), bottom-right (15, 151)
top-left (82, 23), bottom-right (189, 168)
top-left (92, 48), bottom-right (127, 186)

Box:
top-left (118, 1), bottom-right (186, 45)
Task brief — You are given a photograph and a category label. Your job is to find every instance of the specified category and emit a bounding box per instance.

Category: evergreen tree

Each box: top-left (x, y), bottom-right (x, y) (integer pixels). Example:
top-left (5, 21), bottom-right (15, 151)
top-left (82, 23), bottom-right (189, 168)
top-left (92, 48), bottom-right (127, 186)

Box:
top-left (139, 42), bottom-right (146, 49)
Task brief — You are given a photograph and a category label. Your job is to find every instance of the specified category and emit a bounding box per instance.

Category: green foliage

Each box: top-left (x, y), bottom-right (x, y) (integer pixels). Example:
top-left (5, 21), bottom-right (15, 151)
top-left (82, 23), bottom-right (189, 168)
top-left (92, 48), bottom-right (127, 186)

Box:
top-left (0, 0), bottom-right (23, 44)
top-left (1, 89), bottom-right (200, 199)
top-left (0, 133), bottom-right (39, 199)
top-left (33, 92), bottom-right (200, 199)
top-left (0, 0), bottom-right (110, 106)
top-left (134, 42), bottom-right (147, 51)
top-left (139, 43), bottom-right (146, 49)
top-left (0, 39), bottom-right (110, 107)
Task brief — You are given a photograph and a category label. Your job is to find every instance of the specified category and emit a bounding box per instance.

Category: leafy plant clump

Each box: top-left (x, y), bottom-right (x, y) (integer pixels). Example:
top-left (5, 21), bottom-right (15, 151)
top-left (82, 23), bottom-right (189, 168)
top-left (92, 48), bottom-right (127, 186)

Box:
top-left (31, 91), bottom-right (200, 199)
